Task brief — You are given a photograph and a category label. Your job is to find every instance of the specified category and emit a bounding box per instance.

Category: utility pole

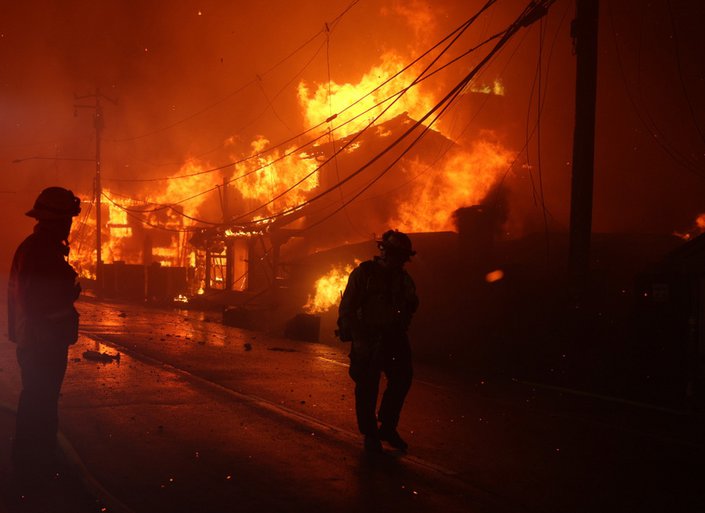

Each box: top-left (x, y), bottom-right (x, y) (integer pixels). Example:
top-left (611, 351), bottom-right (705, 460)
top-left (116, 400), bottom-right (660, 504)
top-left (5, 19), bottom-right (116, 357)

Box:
top-left (221, 178), bottom-right (234, 291)
top-left (75, 88), bottom-right (116, 296)
top-left (568, 0), bottom-right (599, 299)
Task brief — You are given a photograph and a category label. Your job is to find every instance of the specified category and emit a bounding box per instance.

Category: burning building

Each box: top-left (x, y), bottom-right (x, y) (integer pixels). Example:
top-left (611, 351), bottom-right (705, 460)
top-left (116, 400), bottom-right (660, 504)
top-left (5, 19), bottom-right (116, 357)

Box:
top-left (69, 194), bottom-right (192, 301)
top-left (65, 31), bottom-right (517, 336)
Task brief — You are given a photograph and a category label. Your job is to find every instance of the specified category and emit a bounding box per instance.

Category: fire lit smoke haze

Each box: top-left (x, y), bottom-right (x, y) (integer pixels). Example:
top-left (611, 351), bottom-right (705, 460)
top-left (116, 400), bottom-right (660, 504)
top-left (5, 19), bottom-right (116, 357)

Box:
top-left (2, 0), bottom-right (705, 270)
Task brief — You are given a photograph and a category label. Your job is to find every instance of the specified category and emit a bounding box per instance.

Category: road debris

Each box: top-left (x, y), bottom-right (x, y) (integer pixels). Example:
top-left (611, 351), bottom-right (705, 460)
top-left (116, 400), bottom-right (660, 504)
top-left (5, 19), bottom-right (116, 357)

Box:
top-left (82, 350), bottom-right (121, 363)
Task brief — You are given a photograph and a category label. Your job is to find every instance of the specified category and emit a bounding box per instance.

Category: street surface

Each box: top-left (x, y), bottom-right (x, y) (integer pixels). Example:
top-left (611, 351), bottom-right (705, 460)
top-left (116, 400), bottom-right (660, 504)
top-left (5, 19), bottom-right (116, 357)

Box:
top-left (1, 294), bottom-right (704, 512)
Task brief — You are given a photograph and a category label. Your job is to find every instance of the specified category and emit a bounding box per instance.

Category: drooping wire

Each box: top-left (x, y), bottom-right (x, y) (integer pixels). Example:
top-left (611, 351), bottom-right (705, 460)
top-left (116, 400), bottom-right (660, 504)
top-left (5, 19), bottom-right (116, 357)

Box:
top-left (536, 17), bottom-right (550, 263)
top-left (300, 30), bottom-right (528, 232)
top-left (107, 1), bottom-right (361, 143)
top-left (106, 8), bottom-right (505, 223)
top-left (607, 0), bottom-right (704, 178)
top-left (106, 0), bottom-right (530, 231)
top-left (234, 0), bottom-right (553, 232)
top-left (325, 21), bottom-right (367, 239)
top-left (105, 1), bottom-right (500, 186)
top-left (665, 0), bottom-right (705, 148)
top-left (511, 0), bottom-right (569, 229)
top-left (225, 1), bottom-right (501, 226)
top-left (101, 192), bottom-right (208, 233)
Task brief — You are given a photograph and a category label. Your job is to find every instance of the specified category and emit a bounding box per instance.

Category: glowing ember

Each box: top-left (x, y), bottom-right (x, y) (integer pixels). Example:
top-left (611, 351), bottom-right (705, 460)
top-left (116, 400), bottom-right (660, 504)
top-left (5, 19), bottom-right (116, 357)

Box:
top-left (674, 213), bottom-right (705, 240)
top-left (696, 214), bottom-right (705, 230)
top-left (485, 269), bottom-right (504, 283)
top-left (304, 260), bottom-right (360, 314)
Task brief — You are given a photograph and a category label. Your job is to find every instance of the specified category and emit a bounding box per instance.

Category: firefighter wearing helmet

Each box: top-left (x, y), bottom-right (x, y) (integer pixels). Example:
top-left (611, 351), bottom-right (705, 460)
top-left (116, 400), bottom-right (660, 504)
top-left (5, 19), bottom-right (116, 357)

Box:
top-left (337, 229), bottom-right (418, 453)
top-left (7, 186), bottom-right (82, 479)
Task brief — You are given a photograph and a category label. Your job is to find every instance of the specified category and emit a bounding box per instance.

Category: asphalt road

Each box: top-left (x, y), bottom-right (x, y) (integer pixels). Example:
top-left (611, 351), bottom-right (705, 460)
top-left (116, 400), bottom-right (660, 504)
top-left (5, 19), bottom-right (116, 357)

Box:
top-left (1, 296), bottom-right (704, 512)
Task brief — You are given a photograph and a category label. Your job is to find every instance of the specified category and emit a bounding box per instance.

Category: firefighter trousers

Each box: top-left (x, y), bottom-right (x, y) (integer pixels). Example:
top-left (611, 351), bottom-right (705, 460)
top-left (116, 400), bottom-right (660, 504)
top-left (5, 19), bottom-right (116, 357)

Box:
top-left (349, 336), bottom-right (413, 436)
top-left (13, 342), bottom-right (69, 475)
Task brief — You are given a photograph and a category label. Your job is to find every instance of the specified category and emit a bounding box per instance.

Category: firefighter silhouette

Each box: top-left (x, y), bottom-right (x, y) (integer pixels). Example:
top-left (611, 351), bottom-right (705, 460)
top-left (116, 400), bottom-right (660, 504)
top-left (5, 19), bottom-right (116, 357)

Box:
top-left (337, 230), bottom-right (418, 453)
top-left (8, 187), bottom-right (82, 479)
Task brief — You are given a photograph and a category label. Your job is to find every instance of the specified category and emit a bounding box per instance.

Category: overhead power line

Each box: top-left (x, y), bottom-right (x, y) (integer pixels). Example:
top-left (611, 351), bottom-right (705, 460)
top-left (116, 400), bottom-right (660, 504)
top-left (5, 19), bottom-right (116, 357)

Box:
top-left (105, 1), bottom-right (504, 223)
top-left (104, 6), bottom-right (506, 228)
top-left (224, 0), bottom-right (499, 225)
top-left (105, 2), bottom-right (501, 186)
top-left (101, 192), bottom-right (209, 233)
top-left (666, 0), bottom-right (705, 148)
top-left (107, 0), bottom-right (361, 143)
top-left (232, 0), bottom-right (556, 231)
top-left (606, 0), bottom-right (705, 178)
top-left (108, 0), bottom-right (551, 233)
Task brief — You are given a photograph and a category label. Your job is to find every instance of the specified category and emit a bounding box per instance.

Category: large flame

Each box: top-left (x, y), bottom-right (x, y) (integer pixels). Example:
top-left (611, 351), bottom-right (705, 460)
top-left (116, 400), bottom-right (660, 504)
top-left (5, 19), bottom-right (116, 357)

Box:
top-left (70, 187), bottom-right (193, 279)
top-left (303, 260), bottom-right (359, 314)
top-left (391, 140), bottom-right (514, 232)
top-left (68, 160), bottom-right (221, 278)
top-left (232, 137), bottom-right (320, 216)
top-left (70, 37), bottom-right (517, 288)
top-left (298, 49), bottom-right (514, 234)
top-left (156, 160), bottom-right (222, 215)
top-left (298, 52), bottom-right (435, 139)
top-left (69, 147), bottom-right (321, 281)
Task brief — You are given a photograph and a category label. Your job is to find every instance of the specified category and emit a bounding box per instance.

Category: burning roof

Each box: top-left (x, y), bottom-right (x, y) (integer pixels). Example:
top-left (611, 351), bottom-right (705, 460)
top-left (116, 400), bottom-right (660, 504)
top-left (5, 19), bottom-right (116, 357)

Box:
top-left (187, 111), bottom-right (513, 256)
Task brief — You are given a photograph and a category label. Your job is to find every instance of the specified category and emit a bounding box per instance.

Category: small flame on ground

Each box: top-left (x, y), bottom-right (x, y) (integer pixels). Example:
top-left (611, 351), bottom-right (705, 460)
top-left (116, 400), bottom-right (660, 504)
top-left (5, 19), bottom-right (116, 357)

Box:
top-left (304, 260), bottom-right (360, 314)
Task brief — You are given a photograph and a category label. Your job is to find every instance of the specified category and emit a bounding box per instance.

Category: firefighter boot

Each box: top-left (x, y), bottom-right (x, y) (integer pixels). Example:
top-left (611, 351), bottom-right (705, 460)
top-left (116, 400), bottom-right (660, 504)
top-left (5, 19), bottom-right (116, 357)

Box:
top-left (378, 427), bottom-right (408, 451)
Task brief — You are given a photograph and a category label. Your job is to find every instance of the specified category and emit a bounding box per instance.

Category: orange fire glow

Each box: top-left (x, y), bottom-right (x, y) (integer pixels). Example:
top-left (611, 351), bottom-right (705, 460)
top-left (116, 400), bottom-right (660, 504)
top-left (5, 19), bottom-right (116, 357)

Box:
top-left (485, 269), bottom-right (505, 283)
top-left (69, 39), bottom-right (517, 291)
top-left (232, 137), bottom-right (320, 216)
top-left (69, 169), bottom-right (205, 279)
top-left (303, 260), bottom-right (360, 314)
top-left (298, 52), bottom-right (435, 139)
top-left (674, 213), bottom-right (705, 240)
top-left (391, 140), bottom-right (514, 232)
top-left (467, 78), bottom-right (505, 96)
top-left (298, 48), bottom-right (514, 234)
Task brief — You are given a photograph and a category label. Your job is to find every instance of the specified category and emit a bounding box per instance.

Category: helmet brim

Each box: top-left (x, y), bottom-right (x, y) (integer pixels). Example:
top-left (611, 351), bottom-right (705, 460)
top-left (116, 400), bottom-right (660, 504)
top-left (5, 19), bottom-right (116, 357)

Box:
top-left (25, 208), bottom-right (77, 220)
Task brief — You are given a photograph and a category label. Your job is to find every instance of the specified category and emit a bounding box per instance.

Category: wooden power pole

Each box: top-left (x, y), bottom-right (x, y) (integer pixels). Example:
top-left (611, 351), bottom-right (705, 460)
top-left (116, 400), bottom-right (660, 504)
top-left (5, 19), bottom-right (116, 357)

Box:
top-left (568, 0), bottom-right (600, 298)
top-left (75, 88), bottom-right (116, 296)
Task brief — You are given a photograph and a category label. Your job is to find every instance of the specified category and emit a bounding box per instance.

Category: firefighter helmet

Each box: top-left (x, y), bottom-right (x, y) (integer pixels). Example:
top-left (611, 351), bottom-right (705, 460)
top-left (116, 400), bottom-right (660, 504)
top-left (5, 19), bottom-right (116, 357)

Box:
top-left (26, 187), bottom-right (81, 220)
top-left (378, 229), bottom-right (416, 256)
